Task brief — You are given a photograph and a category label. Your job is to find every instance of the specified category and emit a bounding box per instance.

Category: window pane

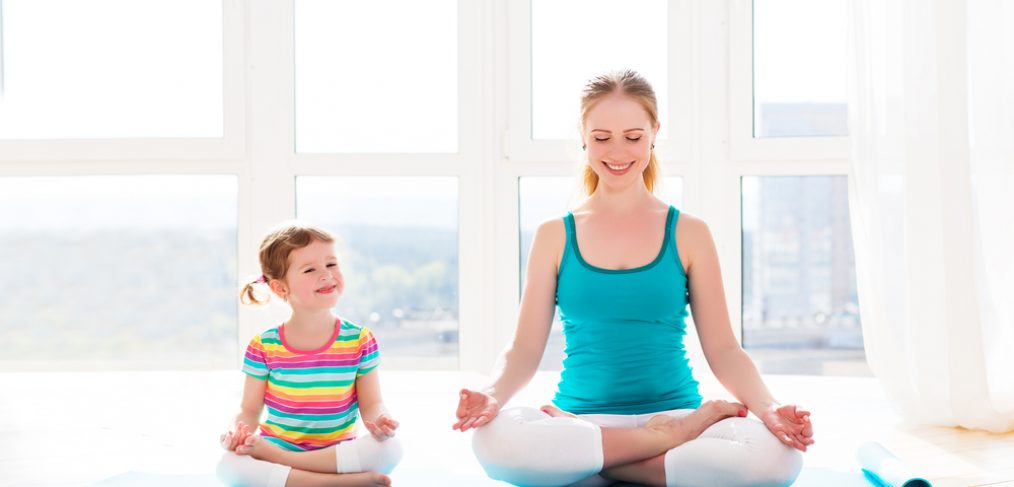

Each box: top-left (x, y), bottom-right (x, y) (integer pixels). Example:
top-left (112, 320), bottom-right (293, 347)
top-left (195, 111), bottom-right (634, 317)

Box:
top-left (0, 0), bottom-right (222, 139)
top-left (296, 177), bottom-right (458, 366)
top-left (519, 176), bottom-right (682, 370)
top-left (531, 0), bottom-right (668, 140)
top-left (753, 0), bottom-right (848, 137)
top-left (294, 0), bottom-right (457, 153)
top-left (741, 176), bottom-right (866, 375)
top-left (0, 176), bottom-right (238, 368)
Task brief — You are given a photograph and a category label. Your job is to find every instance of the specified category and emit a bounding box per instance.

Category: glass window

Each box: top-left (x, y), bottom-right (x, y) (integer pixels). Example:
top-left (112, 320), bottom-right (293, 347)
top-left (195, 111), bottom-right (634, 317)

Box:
top-left (296, 177), bottom-right (459, 366)
top-left (294, 0), bottom-right (457, 153)
top-left (519, 176), bottom-right (683, 370)
top-left (0, 0), bottom-right (223, 139)
top-left (752, 0), bottom-right (848, 137)
top-left (741, 176), bottom-right (866, 375)
top-left (531, 0), bottom-right (668, 140)
top-left (0, 176), bottom-right (238, 368)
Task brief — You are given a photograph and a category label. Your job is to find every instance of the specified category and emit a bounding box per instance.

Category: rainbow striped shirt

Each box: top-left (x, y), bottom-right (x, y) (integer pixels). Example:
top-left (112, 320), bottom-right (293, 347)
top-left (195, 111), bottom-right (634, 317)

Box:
top-left (242, 318), bottom-right (380, 451)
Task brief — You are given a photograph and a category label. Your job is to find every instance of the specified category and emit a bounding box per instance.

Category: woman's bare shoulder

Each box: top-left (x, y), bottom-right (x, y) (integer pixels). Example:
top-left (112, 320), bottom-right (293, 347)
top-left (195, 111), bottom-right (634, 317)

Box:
top-left (534, 216), bottom-right (566, 238)
top-left (674, 211), bottom-right (716, 261)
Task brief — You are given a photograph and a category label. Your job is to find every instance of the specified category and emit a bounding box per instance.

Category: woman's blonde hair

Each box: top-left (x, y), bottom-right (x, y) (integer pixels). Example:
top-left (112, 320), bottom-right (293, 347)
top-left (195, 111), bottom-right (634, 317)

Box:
top-left (240, 222), bottom-right (335, 305)
top-left (580, 69), bottom-right (661, 196)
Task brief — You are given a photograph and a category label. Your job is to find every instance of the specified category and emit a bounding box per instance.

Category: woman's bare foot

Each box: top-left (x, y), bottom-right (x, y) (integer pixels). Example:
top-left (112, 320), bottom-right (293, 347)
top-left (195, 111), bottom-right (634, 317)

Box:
top-left (645, 400), bottom-right (746, 448)
top-left (540, 404), bottom-right (577, 418)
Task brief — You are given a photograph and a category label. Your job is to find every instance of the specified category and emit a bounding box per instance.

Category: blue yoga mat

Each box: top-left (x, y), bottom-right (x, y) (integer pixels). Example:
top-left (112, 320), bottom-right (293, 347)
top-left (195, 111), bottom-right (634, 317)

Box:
top-left (856, 441), bottom-right (932, 487)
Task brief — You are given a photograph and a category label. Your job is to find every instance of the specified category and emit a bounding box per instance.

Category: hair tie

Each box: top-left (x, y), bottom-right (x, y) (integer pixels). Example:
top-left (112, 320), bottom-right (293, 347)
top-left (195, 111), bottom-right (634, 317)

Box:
top-left (255, 275), bottom-right (268, 284)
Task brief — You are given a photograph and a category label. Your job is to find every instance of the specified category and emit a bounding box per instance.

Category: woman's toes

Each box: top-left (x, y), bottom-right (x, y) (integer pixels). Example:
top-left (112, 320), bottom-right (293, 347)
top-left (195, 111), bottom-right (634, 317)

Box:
top-left (539, 404), bottom-right (576, 418)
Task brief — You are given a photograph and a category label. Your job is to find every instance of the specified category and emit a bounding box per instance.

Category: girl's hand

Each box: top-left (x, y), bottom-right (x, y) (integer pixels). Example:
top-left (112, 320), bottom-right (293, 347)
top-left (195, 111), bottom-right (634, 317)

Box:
top-left (364, 414), bottom-right (399, 441)
top-left (757, 404), bottom-right (814, 452)
top-left (452, 388), bottom-right (500, 432)
top-left (220, 421), bottom-right (254, 451)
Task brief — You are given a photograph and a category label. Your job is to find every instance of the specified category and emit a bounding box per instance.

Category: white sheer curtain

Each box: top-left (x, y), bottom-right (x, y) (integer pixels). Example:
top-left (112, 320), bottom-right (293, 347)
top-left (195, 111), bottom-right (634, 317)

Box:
top-left (848, 0), bottom-right (1014, 432)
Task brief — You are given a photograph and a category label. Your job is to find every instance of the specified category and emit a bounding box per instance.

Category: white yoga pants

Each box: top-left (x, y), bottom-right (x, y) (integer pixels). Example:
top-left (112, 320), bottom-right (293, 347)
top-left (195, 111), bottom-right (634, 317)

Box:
top-left (216, 434), bottom-right (403, 487)
top-left (472, 406), bottom-right (803, 487)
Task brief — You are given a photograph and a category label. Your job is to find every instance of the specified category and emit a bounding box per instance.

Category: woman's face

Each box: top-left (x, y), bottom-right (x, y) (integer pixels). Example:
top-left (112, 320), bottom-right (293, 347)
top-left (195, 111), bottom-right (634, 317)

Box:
top-left (582, 94), bottom-right (659, 189)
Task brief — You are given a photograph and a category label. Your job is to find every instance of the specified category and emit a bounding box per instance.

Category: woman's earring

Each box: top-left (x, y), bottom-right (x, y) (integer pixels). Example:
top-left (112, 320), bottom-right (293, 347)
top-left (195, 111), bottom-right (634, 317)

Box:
top-left (582, 144), bottom-right (587, 151)
top-left (651, 144), bottom-right (655, 150)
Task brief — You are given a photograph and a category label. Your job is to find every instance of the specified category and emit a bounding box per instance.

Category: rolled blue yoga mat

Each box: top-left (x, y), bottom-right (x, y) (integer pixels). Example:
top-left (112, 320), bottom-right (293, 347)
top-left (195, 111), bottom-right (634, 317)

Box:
top-left (856, 441), bottom-right (932, 487)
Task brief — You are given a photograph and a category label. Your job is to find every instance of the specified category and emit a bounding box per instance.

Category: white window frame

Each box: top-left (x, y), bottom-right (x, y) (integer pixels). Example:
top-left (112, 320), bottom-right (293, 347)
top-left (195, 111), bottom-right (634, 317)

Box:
top-left (505, 0), bottom-right (694, 165)
top-left (728, 0), bottom-right (850, 162)
top-left (0, 0), bottom-right (859, 374)
top-left (0, 0), bottom-right (247, 162)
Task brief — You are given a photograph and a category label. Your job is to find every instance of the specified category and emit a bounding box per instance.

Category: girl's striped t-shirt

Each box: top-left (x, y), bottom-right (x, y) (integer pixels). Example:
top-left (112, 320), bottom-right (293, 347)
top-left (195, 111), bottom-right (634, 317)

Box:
top-left (242, 318), bottom-right (380, 451)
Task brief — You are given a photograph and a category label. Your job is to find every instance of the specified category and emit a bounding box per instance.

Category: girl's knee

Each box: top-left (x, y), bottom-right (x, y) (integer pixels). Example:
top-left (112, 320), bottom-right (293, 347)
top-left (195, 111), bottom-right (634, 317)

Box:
top-left (337, 435), bottom-right (404, 474)
top-left (370, 436), bottom-right (404, 474)
top-left (216, 452), bottom-right (291, 487)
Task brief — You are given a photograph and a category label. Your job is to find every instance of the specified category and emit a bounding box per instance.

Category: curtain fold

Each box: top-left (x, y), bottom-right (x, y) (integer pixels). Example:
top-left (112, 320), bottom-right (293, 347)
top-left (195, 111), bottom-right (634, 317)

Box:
top-left (848, 0), bottom-right (1014, 432)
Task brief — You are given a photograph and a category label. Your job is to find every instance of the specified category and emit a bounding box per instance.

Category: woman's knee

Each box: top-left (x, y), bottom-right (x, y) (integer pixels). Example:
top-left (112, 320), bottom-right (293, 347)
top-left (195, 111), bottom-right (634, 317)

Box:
top-left (472, 407), bottom-right (604, 486)
top-left (737, 420), bottom-right (803, 486)
top-left (663, 418), bottom-right (803, 487)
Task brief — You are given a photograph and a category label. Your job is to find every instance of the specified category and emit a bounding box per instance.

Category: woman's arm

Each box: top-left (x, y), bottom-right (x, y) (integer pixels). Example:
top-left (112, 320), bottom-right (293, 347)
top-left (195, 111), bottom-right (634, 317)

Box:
top-left (681, 215), bottom-right (813, 450)
top-left (453, 219), bottom-right (564, 431)
top-left (483, 218), bottom-right (564, 405)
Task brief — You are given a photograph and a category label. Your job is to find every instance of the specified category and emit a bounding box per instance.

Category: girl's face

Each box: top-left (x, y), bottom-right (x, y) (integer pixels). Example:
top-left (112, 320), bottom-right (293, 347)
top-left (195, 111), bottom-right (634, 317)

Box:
top-left (582, 94), bottom-right (659, 189)
top-left (275, 239), bottom-right (344, 310)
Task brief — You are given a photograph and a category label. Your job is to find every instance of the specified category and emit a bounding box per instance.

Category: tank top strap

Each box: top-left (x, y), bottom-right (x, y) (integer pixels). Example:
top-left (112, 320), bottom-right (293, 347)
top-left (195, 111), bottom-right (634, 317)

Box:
top-left (559, 212), bottom-right (576, 275)
top-left (668, 206), bottom-right (687, 271)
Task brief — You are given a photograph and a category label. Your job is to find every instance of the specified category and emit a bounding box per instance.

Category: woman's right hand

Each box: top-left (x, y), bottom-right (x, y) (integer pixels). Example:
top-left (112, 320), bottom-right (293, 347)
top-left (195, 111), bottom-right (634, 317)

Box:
top-left (452, 388), bottom-right (500, 432)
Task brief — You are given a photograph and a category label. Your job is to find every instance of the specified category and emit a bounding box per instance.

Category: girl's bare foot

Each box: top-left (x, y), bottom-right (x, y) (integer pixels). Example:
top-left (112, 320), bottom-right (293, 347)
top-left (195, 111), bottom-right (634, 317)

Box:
top-left (334, 472), bottom-right (392, 486)
top-left (645, 400), bottom-right (746, 448)
top-left (539, 404), bottom-right (577, 418)
top-left (287, 470), bottom-right (392, 486)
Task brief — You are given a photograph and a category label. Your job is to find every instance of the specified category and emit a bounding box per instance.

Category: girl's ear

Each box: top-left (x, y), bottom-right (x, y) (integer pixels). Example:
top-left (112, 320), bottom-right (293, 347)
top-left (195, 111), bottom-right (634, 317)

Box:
top-left (268, 278), bottom-right (287, 299)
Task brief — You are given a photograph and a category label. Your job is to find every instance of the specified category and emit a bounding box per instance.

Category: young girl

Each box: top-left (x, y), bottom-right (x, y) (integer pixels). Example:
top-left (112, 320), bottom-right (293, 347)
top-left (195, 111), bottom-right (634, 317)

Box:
top-left (217, 223), bottom-right (403, 487)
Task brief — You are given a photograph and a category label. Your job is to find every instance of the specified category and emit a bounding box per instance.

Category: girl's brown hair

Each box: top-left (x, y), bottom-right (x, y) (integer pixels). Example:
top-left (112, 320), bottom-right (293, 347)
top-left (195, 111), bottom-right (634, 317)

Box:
top-left (580, 69), bottom-right (661, 196)
top-left (240, 222), bottom-right (334, 305)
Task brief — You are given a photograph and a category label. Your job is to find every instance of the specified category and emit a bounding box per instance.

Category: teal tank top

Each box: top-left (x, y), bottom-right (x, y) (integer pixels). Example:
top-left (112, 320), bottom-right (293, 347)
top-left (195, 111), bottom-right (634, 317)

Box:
top-left (552, 206), bottom-right (703, 415)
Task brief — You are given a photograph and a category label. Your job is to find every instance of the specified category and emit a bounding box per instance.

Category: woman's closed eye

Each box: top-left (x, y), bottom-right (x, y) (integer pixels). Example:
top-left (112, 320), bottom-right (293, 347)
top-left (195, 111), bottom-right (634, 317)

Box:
top-left (593, 137), bottom-right (641, 142)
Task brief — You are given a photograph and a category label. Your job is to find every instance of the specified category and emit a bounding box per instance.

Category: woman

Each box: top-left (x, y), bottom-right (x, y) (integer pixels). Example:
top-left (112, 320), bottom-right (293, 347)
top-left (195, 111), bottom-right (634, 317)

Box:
top-left (453, 70), bottom-right (812, 487)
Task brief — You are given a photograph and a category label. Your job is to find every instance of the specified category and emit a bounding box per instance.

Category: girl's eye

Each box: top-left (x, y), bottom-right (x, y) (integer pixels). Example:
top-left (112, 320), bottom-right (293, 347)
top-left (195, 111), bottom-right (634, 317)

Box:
top-left (326, 263), bottom-right (337, 268)
top-left (627, 137), bottom-right (641, 141)
top-left (594, 138), bottom-right (609, 142)
top-left (304, 268), bottom-right (314, 274)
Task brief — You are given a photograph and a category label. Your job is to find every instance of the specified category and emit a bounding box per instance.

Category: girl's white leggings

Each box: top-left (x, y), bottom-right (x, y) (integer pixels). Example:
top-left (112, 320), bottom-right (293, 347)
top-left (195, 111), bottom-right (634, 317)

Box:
top-left (216, 434), bottom-right (403, 487)
top-left (472, 407), bottom-right (803, 487)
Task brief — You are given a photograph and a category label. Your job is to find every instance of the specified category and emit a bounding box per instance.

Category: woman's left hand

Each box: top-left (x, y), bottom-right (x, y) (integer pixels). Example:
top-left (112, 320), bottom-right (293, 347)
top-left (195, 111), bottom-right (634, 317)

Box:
top-left (364, 413), bottom-right (399, 441)
top-left (757, 404), bottom-right (814, 452)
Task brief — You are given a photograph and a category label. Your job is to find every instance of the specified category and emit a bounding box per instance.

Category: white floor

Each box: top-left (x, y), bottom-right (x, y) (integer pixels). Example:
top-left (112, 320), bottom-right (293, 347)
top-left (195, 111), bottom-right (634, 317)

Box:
top-left (1, 371), bottom-right (1012, 487)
